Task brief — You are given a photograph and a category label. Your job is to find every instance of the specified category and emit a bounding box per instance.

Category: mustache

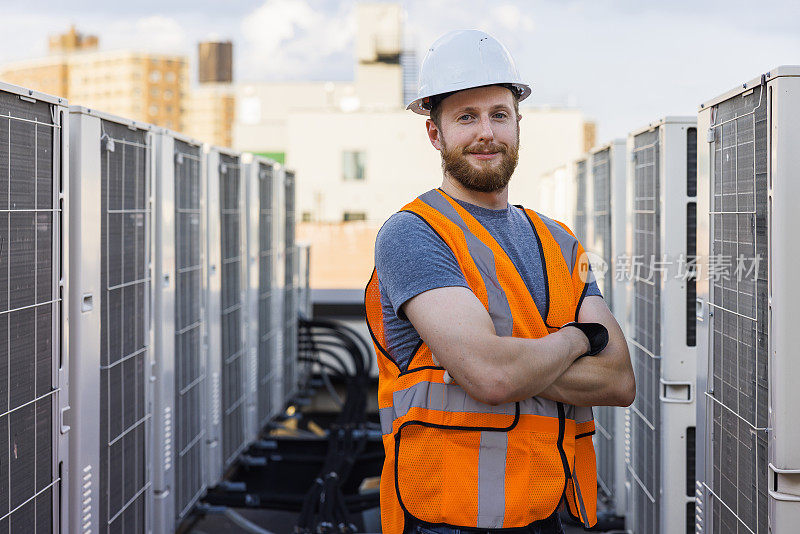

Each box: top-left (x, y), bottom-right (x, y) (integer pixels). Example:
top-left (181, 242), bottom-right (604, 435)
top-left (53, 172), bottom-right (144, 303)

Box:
top-left (463, 143), bottom-right (508, 155)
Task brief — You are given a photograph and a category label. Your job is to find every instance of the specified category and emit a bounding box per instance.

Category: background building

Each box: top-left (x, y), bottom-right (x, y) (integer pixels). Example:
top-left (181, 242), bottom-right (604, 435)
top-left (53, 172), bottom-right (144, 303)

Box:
top-left (198, 40), bottom-right (233, 84)
top-left (0, 26), bottom-right (187, 129)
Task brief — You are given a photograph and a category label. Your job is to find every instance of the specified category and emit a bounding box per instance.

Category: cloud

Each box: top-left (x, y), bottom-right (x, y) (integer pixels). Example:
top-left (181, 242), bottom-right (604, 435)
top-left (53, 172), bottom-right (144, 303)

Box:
top-left (102, 15), bottom-right (190, 53)
top-left (239, 0), bottom-right (356, 81)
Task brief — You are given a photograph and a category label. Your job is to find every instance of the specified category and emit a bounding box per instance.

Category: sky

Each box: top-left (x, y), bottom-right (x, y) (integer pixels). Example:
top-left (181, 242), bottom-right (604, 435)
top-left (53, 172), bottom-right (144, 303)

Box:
top-left (1, 0), bottom-right (798, 141)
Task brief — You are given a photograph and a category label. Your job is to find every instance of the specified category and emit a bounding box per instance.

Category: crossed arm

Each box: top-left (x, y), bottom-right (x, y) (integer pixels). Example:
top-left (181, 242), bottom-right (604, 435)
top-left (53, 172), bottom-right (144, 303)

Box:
top-left (402, 286), bottom-right (635, 407)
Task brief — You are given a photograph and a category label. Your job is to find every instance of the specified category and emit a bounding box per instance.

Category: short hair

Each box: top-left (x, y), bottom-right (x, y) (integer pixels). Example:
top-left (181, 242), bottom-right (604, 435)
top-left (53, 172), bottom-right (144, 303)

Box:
top-left (429, 84), bottom-right (521, 129)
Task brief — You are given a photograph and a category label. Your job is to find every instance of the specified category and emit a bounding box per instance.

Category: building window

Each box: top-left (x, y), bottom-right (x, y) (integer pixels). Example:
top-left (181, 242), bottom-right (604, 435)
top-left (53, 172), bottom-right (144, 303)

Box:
top-left (301, 211), bottom-right (312, 222)
top-left (342, 150), bottom-right (365, 181)
top-left (343, 211), bottom-right (366, 222)
top-left (149, 70), bottom-right (161, 82)
top-left (149, 105), bottom-right (159, 116)
top-left (166, 71), bottom-right (176, 82)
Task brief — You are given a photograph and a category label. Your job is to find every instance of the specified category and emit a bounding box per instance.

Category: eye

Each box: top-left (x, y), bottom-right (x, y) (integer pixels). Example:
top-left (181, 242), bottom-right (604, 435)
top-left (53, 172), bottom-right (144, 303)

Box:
top-left (458, 114), bottom-right (473, 122)
top-left (493, 111), bottom-right (509, 119)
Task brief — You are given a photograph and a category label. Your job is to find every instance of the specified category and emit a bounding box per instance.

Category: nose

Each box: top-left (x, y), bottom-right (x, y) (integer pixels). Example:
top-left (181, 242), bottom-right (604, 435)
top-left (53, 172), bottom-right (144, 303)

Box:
top-left (476, 114), bottom-right (494, 143)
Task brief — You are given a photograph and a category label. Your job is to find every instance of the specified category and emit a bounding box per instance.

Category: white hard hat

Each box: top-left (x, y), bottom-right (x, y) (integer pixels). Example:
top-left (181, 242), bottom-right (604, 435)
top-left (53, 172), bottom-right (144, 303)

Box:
top-left (407, 29), bottom-right (531, 116)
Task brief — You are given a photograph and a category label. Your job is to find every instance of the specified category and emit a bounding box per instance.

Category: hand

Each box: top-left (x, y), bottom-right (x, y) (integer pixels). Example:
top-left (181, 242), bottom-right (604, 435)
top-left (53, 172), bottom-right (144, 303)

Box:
top-left (560, 322), bottom-right (609, 357)
top-left (430, 353), bottom-right (455, 384)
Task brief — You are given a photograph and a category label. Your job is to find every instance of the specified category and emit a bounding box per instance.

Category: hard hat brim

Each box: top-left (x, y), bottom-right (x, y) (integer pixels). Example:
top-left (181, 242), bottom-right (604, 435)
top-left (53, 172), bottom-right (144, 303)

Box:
top-left (406, 82), bottom-right (532, 116)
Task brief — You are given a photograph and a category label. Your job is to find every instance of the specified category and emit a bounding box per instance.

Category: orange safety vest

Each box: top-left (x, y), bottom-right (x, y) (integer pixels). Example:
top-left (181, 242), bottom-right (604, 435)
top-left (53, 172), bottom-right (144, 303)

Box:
top-left (365, 189), bottom-right (597, 533)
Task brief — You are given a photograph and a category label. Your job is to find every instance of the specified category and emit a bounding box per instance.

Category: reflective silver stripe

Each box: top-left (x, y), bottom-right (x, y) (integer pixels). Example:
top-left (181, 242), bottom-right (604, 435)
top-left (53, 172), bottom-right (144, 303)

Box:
top-left (575, 406), bottom-right (594, 426)
top-left (477, 431), bottom-right (507, 528)
top-left (380, 406), bottom-right (395, 435)
top-left (393, 381), bottom-right (515, 422)
top-left (380, 381), bottom-right (561, 435)
top-left (419, 190), bottom-right (513, 337)
top-left (519, 396), bottom-right (560, 418)
top-left (534, 211), bottom-right (579, 274)
top-left (571, 461), bottom-right (590, 527)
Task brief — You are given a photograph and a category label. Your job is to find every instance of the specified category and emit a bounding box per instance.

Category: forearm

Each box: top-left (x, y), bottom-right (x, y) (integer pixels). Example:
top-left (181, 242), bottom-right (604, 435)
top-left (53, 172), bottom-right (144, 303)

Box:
top-left (538, 338), bottom-right (634, 407)
top-left (457, 327), bottom-right (588, 405)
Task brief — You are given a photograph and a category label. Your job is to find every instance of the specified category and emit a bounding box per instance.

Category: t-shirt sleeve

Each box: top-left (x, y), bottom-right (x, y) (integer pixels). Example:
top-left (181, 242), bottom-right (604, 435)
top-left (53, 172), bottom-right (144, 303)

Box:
top-left (375, 211), bottom-right (469, 321)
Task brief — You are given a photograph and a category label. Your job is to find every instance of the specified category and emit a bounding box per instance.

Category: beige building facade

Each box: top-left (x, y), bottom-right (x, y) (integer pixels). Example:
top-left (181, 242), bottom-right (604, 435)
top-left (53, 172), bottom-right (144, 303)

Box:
top-left (0, 47), bottom-right (188, 130)
top-left (183, 84), bottom-right (235, 148)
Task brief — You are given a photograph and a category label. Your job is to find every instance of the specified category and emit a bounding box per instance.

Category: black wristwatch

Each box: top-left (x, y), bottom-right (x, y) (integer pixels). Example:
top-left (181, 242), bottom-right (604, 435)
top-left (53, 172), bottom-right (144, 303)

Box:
top-left (559, 321), bottom-right (609, 357)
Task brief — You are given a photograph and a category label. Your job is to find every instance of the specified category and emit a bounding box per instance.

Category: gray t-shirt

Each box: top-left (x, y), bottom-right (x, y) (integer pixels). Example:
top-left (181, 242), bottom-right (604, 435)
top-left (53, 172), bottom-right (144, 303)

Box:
top-left (374, 193), bottom-right (602, 371)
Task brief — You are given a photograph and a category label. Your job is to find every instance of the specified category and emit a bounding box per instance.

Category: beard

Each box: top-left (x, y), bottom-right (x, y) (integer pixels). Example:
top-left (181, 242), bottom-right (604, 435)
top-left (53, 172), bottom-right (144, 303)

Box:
top-left (441, 135), bottom-right (519, 193)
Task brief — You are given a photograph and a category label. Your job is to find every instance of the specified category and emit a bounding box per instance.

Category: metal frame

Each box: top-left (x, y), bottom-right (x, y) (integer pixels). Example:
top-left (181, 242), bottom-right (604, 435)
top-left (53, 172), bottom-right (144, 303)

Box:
top-left (0, 81), bottom-right (69, 532)
top-left (696, 66), bottom-right (800, 534)
top-left (68, 106), bottom-right (154, 534)
top-left (625, 117), bottom-right (698, 534)
top-left (151, 129), bottom-right (207, 533)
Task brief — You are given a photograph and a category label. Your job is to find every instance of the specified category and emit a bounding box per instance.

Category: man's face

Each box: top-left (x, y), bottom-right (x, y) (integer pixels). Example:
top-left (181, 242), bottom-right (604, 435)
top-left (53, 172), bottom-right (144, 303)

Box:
top-left (428, 85), bottom-right (520, 193)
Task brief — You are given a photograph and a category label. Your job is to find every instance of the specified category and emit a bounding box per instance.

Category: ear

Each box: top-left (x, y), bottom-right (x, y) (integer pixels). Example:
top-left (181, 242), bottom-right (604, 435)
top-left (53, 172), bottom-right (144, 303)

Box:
top-left (426, 119), bottom-right (443, 151)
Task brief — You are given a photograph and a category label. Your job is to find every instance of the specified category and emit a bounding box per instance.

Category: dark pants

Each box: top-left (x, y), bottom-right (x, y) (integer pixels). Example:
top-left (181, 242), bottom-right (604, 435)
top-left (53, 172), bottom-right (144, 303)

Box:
top-left (407, 512), bottom-right (565, 534)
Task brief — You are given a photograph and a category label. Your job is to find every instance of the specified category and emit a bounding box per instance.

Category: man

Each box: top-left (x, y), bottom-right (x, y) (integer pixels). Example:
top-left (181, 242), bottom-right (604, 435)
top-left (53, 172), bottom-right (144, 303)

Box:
top-left (365, 30), bottom-right (635, 534)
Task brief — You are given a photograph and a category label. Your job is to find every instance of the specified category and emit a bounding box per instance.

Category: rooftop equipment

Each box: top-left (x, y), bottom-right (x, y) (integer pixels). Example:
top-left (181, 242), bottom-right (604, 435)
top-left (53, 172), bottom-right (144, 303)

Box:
top-left (69, 106), bottom-right (153, 533)
top-left (626, 117), bottom-right (698, 534)
top-left (696, 66), bottom-right (800, 534)
top-left (0, 82), bottom-right (69, 532)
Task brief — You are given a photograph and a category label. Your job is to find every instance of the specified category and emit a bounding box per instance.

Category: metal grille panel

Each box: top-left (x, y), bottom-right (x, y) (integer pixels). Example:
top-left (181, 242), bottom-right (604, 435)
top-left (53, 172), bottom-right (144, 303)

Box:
top-left (592, 148), bottom-right (612, 302)
top-left (629, 128), bottom-right (661, 534)
top-left (574, 159), bottom-right (588, 243)
top-left (283, 171), bottom-right (297, 400)
top-left (591, 147), bottom-right (615, 504)
top-left (0, 90), bottom-right (60, 532)
top-left (706, 84), bottom-right (769, 534)
top-left (173, 140), bottom-right (205, 519)
top-left (99, 120), bottom-right (150, 533)
top-left (219, 153), bottom-right (245, 465)
top-left (257, 163), bottom-right (274, 425)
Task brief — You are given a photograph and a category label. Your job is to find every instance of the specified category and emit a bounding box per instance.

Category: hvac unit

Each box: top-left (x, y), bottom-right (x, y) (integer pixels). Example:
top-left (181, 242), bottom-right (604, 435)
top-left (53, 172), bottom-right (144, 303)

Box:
top-left (243, 154), bottom-right (281, 439)
top-left (282, 170), bottom-right (299, 404)
top-left (204, 145), bottom-right (247, 484)
top-left (696, 66), bottom-right (800, 534)
top-left (586, 140), bottom-right (628, 518)
top-left (151, 129), bottom-right (207, 532)
top-left (68, 107), bottom-right (153, 533)
top-left (573, 155), bottom-right (590, 244)
top-left (0, 83), bottom-right (69, 532)
top-left (271, 166), bottom-right (286, 415)
top-left (297, 242), bottom-right (311, 319)
top-left (625, 117), bottom-right (699, 534)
